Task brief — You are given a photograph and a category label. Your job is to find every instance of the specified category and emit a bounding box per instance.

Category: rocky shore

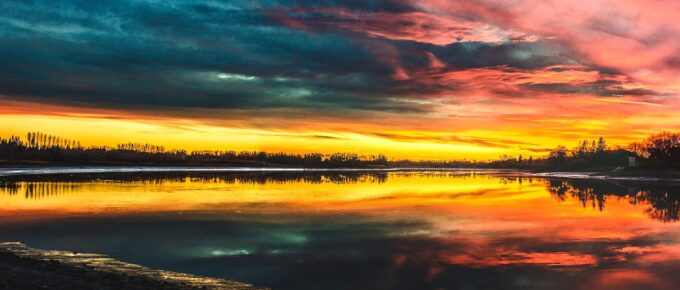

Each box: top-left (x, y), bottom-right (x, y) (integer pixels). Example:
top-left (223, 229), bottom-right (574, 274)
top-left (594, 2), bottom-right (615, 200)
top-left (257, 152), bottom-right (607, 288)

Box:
top-left (0, 242), bottom-right (266, 290)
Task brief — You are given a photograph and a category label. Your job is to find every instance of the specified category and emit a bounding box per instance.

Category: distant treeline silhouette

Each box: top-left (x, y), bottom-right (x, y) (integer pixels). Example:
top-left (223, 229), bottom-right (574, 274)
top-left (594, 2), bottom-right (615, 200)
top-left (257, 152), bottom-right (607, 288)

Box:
top-left (0, 132), bottom-right (387, 167)
top-left (629, 132), bottom-right (680, 168)
top-left (544, 132), bottom-right (680, 170)
top-left (542, 137), bottom-right (630, 170)
top-left (3, 131), bottom-right (680, 169)
top-left (0, 132), bottom-right (481, 167)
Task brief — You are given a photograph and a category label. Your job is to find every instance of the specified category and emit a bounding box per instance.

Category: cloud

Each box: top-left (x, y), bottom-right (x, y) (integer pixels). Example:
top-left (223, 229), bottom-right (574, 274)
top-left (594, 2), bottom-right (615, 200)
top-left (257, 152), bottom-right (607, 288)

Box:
top-left (0, 1), bottom-right (410, 111)
top-left (0, 0), bottom-right (590, 116)
top-left (271, 8), bottom-right (538, 45)
top-left (1, 0), bottom-right (680, 157)
top-left (370, 131), bottom-right (541, 149)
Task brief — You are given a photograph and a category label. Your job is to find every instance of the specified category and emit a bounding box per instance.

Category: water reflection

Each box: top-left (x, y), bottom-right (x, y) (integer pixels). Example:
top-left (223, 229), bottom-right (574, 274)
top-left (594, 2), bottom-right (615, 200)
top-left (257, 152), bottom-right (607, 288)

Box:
top-left (548, 179), bottom-right (680, 222)
top-left (0, 171), bottom-right (680, 290)
top-left (0, 171), bottom-right (390, 187)
top-left (0, 171), bottom-right (391, 200)
top-left (0, 181), bottom-right (81, 199)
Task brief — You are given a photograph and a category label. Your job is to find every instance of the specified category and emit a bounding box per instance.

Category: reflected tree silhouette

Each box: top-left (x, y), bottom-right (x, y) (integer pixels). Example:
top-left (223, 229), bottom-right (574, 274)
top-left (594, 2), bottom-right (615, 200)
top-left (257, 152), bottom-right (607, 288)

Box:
top-left (0, 171), bottom-right (496, 200)
top-left (0, 182), bottom-right (19, 196)
top-left (547, 179), bottom-right (680, 222)
top-left (6, 172), bottom-right (678, 223)
top-left (0, 172), bottom-right (392, 199)
top-left (635, 190), bottom-right (680, 222)
top-left (0, 182), bottom-right (81, 199)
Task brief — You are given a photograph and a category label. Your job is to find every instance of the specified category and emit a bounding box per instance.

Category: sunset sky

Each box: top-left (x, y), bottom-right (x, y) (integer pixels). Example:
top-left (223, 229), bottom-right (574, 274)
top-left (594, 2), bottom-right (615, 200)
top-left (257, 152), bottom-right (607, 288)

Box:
top-left (2, 0), bottom-right (680, 160)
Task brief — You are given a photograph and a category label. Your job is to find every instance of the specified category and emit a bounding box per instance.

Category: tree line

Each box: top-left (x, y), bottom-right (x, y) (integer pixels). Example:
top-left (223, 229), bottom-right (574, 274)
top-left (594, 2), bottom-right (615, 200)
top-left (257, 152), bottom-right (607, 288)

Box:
top-left (0, 132), bottom-right (394, 167)
top-left (3, 131), bottom-right (680, 169)
top-left (545, 132), bottom-right (680, 170)
top-left (629, 132), bottom-right (680, 168)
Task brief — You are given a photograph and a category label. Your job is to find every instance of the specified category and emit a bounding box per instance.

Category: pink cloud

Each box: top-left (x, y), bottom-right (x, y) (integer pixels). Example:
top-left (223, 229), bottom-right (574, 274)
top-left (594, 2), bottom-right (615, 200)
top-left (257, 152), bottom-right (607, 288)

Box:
top-left (417, 0), bottom-right (680, 91)
top-left (331, 11), bottom-right (537, 45)
top-left (276, 8), bottom-right (537, 45)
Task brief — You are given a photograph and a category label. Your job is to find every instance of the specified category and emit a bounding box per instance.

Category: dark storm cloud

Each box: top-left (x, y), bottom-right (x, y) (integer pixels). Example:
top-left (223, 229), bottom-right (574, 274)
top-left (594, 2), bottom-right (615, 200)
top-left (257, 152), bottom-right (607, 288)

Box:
top-left (520, 80), bottom-right (660, 97)
top-left (0, 0), bottom-right (587, 114)
top-left (429, 41), bottom-right (576, 70)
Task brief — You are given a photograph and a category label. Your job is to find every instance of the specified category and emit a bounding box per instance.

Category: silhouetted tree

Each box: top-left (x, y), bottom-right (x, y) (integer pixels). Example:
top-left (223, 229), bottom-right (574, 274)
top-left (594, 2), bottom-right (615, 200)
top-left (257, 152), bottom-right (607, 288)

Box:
top-left (596, 137), bottom-right (607, 153)
top-left (634, 132), bottom-right (680, 168)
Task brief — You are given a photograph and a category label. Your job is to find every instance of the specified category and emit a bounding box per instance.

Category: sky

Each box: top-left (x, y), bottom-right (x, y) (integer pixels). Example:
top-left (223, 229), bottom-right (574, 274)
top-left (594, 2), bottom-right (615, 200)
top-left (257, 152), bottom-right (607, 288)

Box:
top-left (1, 0), bottom-right (680, 160)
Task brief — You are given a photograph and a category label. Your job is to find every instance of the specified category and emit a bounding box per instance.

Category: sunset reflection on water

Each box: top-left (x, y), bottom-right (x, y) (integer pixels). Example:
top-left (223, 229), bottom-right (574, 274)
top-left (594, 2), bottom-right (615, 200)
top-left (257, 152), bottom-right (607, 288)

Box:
top-left (0, 171), bottom-right (679, 290)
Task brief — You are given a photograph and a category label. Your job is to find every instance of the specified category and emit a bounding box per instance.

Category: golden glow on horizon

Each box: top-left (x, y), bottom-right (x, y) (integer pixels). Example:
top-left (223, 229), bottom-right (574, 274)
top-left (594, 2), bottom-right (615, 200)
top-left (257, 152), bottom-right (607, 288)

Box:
top-left (2, 110), bottom-right (675, 160)
top-left (0, 113), bottom-right (518, 160)
top-left (2, 90), bottom-right (680, 160)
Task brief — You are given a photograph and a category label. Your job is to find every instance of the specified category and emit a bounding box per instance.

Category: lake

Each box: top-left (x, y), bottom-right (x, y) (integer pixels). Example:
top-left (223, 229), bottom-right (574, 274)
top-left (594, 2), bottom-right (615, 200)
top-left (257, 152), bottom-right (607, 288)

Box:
top-left (1, 169), bottom-right (679, 290)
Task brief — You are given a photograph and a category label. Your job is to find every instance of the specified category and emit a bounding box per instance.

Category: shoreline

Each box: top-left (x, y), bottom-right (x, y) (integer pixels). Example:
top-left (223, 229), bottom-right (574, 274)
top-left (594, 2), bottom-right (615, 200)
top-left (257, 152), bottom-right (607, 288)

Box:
top-left (0, 242), bottom-right (265, 290)
top-left (0, 165), bottom-right (678, 183)
top-left (531, 169), bottom-right (680, 182)
top-left (0, 166), bottom-right (506, 178)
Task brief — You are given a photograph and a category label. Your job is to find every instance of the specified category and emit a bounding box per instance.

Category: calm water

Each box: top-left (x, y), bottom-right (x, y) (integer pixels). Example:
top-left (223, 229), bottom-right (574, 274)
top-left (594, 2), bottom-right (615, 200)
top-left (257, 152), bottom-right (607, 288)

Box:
top-left (1, 170), bottom-right (680, 290)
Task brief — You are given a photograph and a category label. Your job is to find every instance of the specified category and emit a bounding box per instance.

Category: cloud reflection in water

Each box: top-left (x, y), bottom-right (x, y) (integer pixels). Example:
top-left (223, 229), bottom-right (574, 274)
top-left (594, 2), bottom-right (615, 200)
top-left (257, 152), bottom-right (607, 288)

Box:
top-left (1, 172), bottom-right (680, 290)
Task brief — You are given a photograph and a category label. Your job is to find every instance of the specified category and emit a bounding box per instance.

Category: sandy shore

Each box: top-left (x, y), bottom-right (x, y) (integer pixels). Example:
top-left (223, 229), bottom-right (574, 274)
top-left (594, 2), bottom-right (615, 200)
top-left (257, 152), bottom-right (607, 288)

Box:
top-left (0, 242), bottom-right (266, 290)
